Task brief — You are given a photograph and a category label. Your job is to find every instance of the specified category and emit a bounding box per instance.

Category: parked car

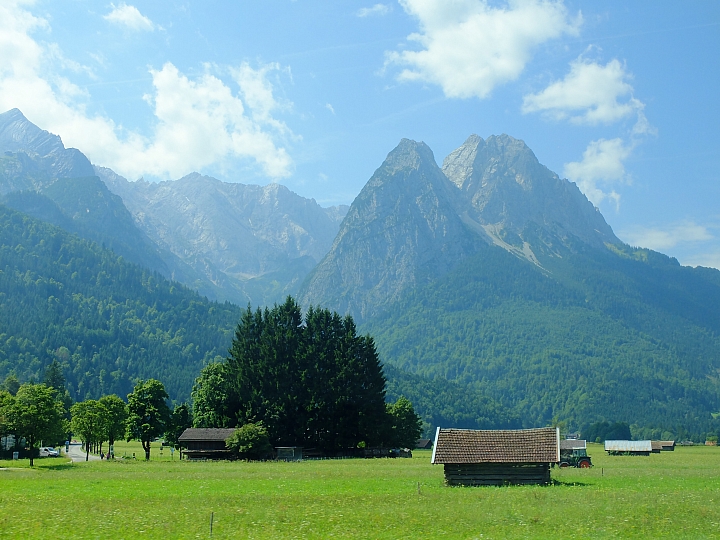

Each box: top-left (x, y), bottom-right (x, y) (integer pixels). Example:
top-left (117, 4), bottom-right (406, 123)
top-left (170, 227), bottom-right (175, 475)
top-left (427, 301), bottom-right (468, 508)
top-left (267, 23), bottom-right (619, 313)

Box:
top-left (39, 447), bottom-right (60, 457)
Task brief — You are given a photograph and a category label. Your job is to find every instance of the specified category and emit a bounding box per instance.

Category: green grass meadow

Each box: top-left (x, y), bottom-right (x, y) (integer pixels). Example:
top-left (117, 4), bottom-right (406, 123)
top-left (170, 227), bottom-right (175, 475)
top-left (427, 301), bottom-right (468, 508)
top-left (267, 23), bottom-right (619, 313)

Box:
top-left (1, 443), bottom-right (720, 538)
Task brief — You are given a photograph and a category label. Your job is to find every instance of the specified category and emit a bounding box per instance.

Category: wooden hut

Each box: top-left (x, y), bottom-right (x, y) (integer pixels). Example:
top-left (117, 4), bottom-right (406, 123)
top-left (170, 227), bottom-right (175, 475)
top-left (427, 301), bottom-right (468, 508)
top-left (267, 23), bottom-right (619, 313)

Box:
top-left (416, 439), bottom-right (433, 449)
top-left (659, 441), bottom-right (675, 451)
top-left (650, 440), bottom-right (675, 453)
top-left (178, 428), bottom-right (236, 460)
top-left (431, 427), bottom-right (560, 486)
top-left (560, 439), bottom-right (586, 452)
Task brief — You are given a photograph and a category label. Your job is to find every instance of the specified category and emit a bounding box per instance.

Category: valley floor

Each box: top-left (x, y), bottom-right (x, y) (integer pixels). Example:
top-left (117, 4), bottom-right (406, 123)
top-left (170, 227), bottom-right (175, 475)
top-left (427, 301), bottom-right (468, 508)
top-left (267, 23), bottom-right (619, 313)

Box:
top-left (1, 444), bottom-right (719, 538)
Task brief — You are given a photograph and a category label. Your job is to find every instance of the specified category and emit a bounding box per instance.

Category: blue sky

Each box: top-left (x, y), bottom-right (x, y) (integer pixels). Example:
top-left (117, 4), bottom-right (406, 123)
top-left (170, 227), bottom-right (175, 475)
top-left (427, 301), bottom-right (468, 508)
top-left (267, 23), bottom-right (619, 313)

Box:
top-left (1, 1), bottom-right (718, 268)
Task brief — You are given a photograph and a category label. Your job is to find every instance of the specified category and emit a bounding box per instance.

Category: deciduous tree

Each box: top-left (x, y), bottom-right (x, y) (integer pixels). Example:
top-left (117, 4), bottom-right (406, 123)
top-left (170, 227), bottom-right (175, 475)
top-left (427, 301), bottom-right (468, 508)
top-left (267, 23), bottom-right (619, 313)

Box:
top-left (225, 422), bottom-right (272, 460)
top-left (7, 383), bottom-right (65, 466)
top-left (0, 390), bottom-right (14, 438)
top-left (191, 362), bottom-right (236, 428)
top-left (125, 379), bottom-right (170, 460)
top-left (98, 394), bottom-right (127, 455)
top-left (70, 400), bottom-right (108, 461)
top-left (165, 403), bottom-right (193, 448)
top-left (386, 396), bottom-right (422, 448)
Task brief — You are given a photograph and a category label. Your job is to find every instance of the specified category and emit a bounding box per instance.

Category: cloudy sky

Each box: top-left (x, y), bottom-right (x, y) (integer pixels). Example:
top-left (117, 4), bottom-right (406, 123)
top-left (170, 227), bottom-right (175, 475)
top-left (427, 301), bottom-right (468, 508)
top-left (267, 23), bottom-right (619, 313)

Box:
top-left (1, 0), bottom-right (719, 268)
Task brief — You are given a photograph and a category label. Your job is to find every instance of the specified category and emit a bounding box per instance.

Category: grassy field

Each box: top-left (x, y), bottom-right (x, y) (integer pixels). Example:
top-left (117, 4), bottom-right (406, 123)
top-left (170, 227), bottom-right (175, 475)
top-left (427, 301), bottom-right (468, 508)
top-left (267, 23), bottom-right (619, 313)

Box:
top-left (1, 443), bottom-right (720, 538)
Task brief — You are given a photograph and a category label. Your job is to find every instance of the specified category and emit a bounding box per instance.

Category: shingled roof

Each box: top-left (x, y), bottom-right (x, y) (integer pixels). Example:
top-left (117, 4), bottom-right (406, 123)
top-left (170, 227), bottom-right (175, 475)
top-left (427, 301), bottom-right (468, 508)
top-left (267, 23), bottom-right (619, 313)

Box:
top-left (431, 427), bottom-right (560, 464)
top-left (560, 439), bottom-right (587, 451)
top-left (178, 428), bottom-right (236, 442)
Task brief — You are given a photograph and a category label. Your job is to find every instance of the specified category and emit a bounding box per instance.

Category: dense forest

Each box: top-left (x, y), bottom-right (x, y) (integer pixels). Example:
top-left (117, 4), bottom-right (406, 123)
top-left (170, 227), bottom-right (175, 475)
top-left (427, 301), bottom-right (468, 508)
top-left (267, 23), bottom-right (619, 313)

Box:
top-left (0, 204), bottom-right (494, 432)
top-left (0, 204), bottom-right (242, 402)
top-left (364, 237), bottom-right (720, 439)
top-left (4, 198), bottom-right (720, 439)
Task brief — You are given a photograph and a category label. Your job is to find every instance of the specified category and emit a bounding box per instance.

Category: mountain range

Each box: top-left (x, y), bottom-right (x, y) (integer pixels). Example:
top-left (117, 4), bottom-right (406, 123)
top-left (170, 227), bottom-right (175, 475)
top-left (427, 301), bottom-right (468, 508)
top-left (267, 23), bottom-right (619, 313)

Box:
top-left (1, 107), bottom-right (719, 439)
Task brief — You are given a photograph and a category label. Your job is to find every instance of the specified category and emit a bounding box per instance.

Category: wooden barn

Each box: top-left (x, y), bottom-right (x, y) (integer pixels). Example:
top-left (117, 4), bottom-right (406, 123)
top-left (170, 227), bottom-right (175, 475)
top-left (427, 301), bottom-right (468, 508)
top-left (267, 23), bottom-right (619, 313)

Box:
top-left (650, 440), bottom-right (675, 453)
top-left (416, 439), bottom-right (433, 449)
top-left (431, 427), bottom-right (560, 486)
top-left (659, 440), bottom-right (675, 451)
top-left (560, 439), bottom-right (586, 452)
top-left (178, 428), bottom-right (236, 460)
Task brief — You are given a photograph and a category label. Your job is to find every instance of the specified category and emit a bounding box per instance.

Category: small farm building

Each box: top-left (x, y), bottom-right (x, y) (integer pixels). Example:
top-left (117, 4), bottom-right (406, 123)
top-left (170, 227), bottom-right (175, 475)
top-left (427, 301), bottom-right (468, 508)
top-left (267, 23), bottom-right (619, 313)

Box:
top-left (275, 447), bottom-right (303, 461)
top-left (560, 439), bottom-right (586, 451)
top-left (416, 439), bottom-right (433, 449)
top-left (650, 440), bottom-right (675, 453)
top-left (659, 441), bottom-right (675, 451)
top-left (604, 440), bottom-right (652, 456)
top-left (431, 427), bottom-right (560, 486)
top-left (178, 428), bottom-right (236, 460)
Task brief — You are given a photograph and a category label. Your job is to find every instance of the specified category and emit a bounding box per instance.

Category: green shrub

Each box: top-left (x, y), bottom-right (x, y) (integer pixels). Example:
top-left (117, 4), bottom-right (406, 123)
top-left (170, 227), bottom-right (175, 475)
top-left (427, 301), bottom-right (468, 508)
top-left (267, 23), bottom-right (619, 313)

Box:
top-left (225, 423), bottom-right (273, 460)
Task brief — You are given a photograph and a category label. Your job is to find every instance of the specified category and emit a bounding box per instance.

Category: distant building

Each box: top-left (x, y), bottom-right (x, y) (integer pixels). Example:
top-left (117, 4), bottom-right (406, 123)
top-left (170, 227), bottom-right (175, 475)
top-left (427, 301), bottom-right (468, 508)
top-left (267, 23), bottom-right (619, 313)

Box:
top-left (431, 427), bottom-right (560, 486)
top-left (604, 440), bottom-right (652, 456)
top-left (651, 440), bottom-right (676, 453)
top-left (275, 447), bottom-right (303, 461)
top-left (178, 428), bottom-right (236, 460)
top-left (560, 439), bottom-right (586, 451)
top-left (416, 439), bottom-right (433, 449)
top-left (659, 441), bottom-right (675, 451)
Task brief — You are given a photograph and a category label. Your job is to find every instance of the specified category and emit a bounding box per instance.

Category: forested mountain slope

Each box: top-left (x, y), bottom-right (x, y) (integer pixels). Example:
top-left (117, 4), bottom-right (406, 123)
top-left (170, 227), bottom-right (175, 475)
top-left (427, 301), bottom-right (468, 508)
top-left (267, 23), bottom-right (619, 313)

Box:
top-left (364, 238), bottom-right (720, 438)
top-left (0, 203), bottom-right (242, 402)
top-left (0, 204), bottom-right (495, 431)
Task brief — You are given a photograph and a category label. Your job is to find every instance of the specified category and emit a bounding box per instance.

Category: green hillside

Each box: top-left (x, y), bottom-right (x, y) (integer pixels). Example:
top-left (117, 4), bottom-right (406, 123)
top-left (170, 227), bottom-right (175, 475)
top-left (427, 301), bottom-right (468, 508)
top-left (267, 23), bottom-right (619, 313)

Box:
top-left (364, 239), bottom-right (720, 439)
top-left (0, 204), bottom-right (487, 430)
top-left (0, 203), bottom-right (242, 402)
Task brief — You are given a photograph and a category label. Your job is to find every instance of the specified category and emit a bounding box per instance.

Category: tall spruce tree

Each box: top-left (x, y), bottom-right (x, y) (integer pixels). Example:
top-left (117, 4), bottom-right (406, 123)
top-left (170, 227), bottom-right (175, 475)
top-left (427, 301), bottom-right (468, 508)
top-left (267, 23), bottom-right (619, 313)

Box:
top-left (203, 297), bottom-right (391, 450)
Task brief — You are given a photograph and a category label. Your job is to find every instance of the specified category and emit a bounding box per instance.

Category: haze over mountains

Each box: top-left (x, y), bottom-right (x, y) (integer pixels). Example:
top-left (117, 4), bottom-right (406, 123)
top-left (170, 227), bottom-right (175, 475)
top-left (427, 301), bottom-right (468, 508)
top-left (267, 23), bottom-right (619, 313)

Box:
top-left (2, 107), bottom-right (720, 438)
top-left (0, 108), bottom-right (348, 306)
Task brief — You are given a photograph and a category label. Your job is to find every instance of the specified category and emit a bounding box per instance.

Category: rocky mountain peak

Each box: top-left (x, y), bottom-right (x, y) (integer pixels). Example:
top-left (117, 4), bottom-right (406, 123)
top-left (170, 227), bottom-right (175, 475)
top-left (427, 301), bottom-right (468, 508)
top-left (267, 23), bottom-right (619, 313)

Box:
top-left (0, 108), bottom-right (65, 156)
top-left (373, 138), bottom-right (438, 178)
top-left (0, 108), bottom-right (95, 186)
top-left (299, 138), bottom-right (483, 321)
top-left (442, 133), bottom-right (619, 250)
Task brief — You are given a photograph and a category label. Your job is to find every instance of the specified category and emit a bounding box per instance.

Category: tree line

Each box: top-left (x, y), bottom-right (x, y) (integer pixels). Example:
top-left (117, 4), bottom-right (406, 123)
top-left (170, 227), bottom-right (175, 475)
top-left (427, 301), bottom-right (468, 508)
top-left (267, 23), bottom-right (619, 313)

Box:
top-left (192, 297), bottom-right (422, 451)
top-left (1, 298), bottom-right (422, 462)
top-left (0, 370), bottom-right (191, 464)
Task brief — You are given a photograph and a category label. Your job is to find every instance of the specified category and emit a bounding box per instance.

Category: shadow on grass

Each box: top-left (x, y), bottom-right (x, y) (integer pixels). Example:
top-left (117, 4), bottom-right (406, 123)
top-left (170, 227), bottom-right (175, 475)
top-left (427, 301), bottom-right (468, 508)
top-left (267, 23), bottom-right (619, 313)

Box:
top-left (549, 479), bottom-right (590, 487)
top-left (40, 462), bottom-right (76, 471)
top-left (447, 479), bottom-right (590, 488)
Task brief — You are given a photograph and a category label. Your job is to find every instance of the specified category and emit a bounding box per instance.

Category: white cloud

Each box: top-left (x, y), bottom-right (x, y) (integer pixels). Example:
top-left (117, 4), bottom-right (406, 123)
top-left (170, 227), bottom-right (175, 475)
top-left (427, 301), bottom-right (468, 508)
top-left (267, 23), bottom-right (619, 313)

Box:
top-left (139, 63), bottom-right (293, 180)
top-left (523, 57), bottom-right (646, 125)
top-left (621, 222), bottom-right (713, 251)
top-left (385, 0), bottom-right (581, 99)
top-left (0, 2), bottom-right (294, 180)
top-left (683, 251), bottom-right (720, 270)
top-left (356, 3), bottom-right (391, 17)
top-left (325, 103), bottom-right (335, 114)
top-left (564, 138), bottom-right (632, 207)
top-left (104, 3), bottom-right (154, 32)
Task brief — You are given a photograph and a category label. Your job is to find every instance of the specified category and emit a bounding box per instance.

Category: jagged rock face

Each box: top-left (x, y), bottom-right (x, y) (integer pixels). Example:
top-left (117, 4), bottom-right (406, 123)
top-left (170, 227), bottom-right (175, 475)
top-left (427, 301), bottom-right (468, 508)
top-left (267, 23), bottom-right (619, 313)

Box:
top-left (99, 168), bottom-right (348, 305)
top-left (301, 135), bottom-right (625, 321)
top-left (443, 134), bottom-right (619, 250)
top-left (299, 139), bottom-right (484, 321)
top-left (0, 109), bottom-right (95, 193)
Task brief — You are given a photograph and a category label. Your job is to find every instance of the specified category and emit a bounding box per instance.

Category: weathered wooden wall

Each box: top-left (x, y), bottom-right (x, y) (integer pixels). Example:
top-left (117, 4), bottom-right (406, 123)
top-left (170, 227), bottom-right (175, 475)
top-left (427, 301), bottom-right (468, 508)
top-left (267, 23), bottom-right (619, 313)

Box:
top-left (443, 463), bottom-right (551, 486)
